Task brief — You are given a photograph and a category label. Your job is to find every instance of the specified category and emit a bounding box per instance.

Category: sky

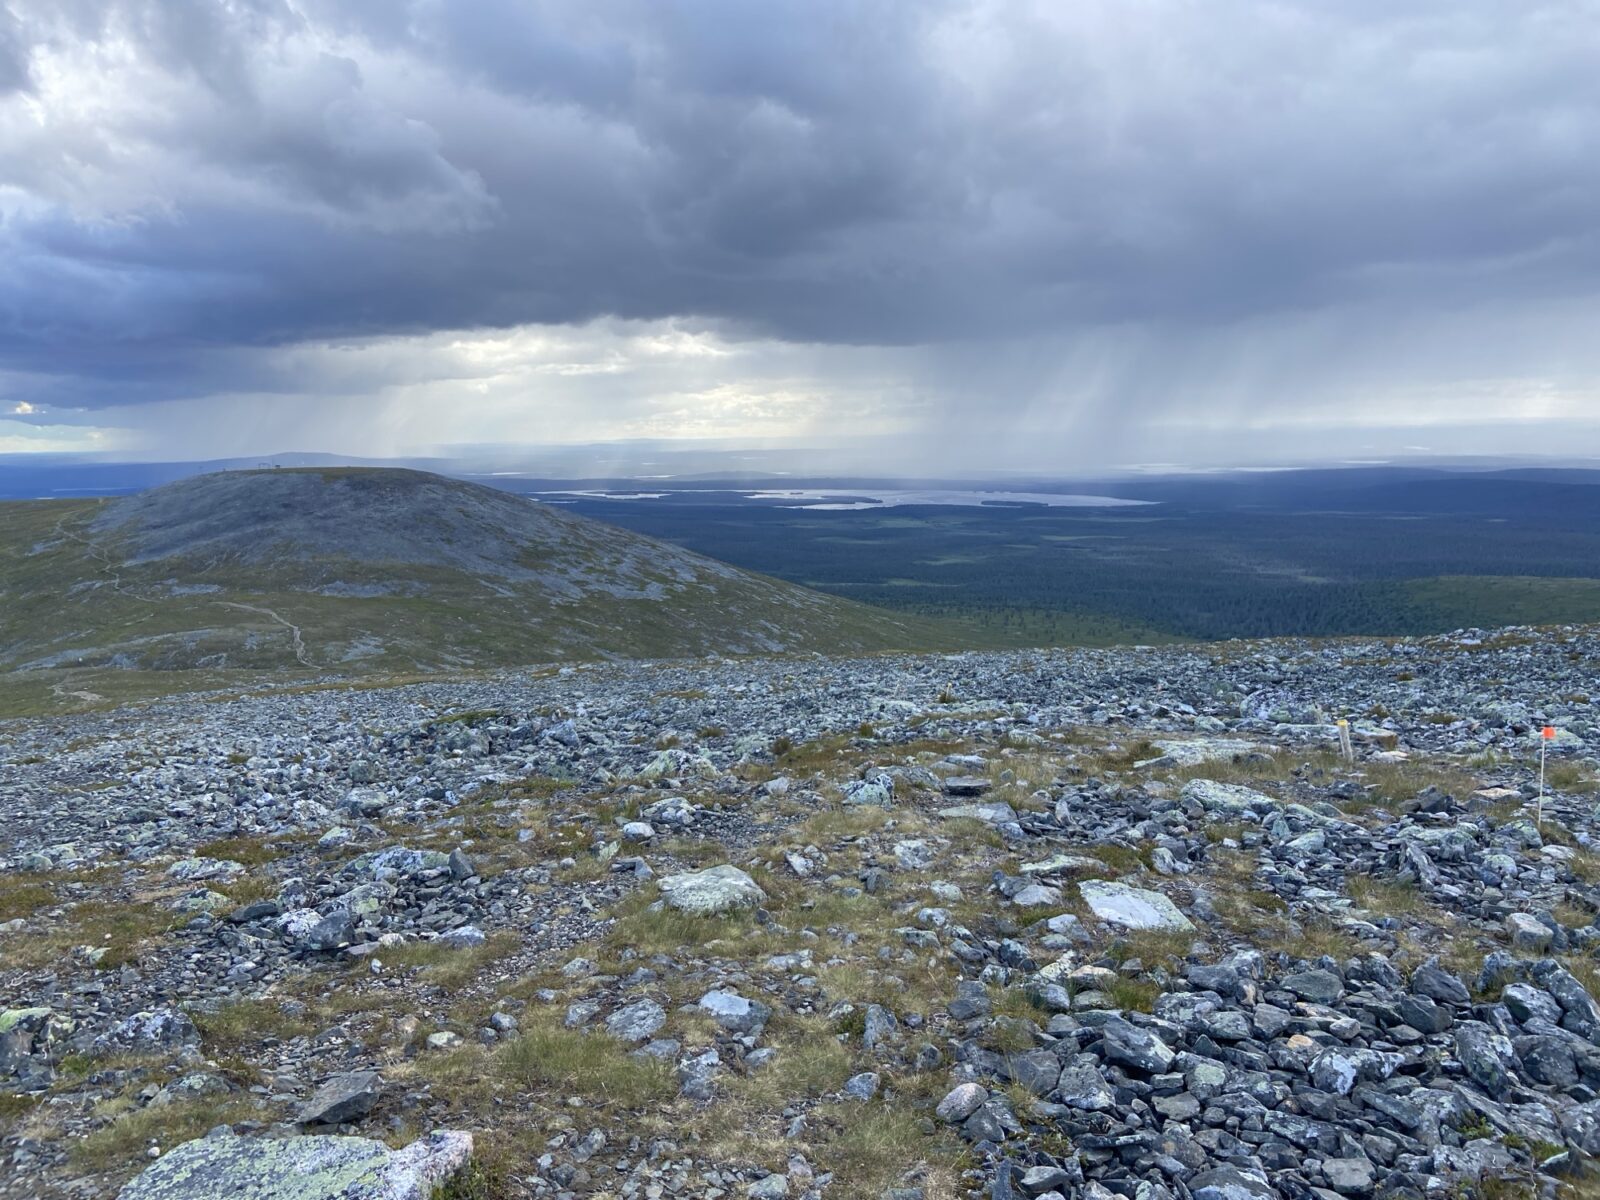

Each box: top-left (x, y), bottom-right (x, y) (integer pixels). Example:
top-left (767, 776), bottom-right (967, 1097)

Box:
top-left (2, 0), bottom-right (1599, 471)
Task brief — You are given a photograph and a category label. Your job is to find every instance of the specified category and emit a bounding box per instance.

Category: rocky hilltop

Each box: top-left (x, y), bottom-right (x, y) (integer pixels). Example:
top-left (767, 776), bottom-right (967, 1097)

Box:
top-left (2, 625), bottom-right (1600, 1200)
top-left (0, 468), bottom-right (954, 714)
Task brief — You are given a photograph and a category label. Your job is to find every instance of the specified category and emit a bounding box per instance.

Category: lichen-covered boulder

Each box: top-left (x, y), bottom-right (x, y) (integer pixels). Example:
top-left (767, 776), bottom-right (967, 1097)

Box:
top-left (657, 865), bottom-right (766, 916)
top-left (1180, 779), bottom-right (1278, 815)
top-left (633, 748), bottom-right (718, 781)
top-left (605, 999), bottom-right (667, 1043)
top-left (697, 989), bottom-right (772, 1034)
top-left (171, 889), bottom-right (231, 915)
top-left (841, 776), bottom-right (894, 808)
top-left (165, 857), bottom-right (245, 883)
top-left (0, 1007), bottom-right (65, 1039)
top-left (117, 1129), bottom-right (472, 1200)
top-left (342, 847), bottom-right (451, 879)
top-left (0, 1006), bottom-right (73, 1082)
top-left (92, 1008), bottom-right (198, 1057)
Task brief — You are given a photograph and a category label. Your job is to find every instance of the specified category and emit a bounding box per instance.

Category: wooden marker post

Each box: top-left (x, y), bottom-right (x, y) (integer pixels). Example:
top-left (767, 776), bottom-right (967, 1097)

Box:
top-left (1538, 725), bottom-right (1556, 831)
top-left (1336, 718), bottom-right (1354, 762)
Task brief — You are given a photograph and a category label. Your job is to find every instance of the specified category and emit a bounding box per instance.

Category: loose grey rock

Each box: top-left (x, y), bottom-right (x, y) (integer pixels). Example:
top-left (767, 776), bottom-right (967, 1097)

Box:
top-left (92, 1009), bottom-right (197, 1057)
top-left (296, 1070), bottom-right (383, 1126)
top-left (1506, 912), bottom-right (1554, 952)
top-left (605, 999), bottom-right (666, 1043)
top-left (842, 1071), bottom-right (880, 1100)
top-left (1180, 779), bottom-right (1279, 815)
top-left (698, 989), bottom-right (772, 1034)
top-left (942, 775), bottom-right (991, 797)
top-left (842, 777), bottom-right (894, 808)
top-left (1282, 968), bottom-right (1343, 1004)
top-left (936, 1083), bottom-right (988, 1123)
top-left (438, 925), bottom-right (485, 949)
top-left (1056, 1064), bottom-right (1116, 1111)
top-left (1097, 1016), bottom-right (1175, 1074)
top-left (894, 840), bottom-right (936, 870)
top-left (1322, 1157), bottom-right (1376, 1196)
top-left (1189, 1165), bottom-right (1280, 1200)
top-left (1455, 1022), bottom-right (1514, 1096)
top-left (938, 801), bottom-right (1018, 824)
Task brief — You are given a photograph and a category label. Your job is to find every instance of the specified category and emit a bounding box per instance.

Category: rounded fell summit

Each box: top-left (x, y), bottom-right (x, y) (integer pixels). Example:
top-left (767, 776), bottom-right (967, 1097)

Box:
top-left (0, 466), bottom-right (945, 682)
top-left (91, 467), bottom-right (684, 581)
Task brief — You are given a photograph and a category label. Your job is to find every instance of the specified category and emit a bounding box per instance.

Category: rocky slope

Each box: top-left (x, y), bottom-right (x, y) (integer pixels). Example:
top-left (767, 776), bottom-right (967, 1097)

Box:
top-left (1, 624), bottom-right (1599, 1199)
top-left (0, 468), bottom-right (956, 714)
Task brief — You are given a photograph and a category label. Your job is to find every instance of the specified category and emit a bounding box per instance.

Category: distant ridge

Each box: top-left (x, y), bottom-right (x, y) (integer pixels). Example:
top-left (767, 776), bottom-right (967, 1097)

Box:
top-left (0, 468), bottom-right (959, 710)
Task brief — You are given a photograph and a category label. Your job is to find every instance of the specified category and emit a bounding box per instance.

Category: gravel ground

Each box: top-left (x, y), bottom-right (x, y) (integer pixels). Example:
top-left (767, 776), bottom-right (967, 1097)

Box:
top-left (2, 624), bottom-right (1599, 1200)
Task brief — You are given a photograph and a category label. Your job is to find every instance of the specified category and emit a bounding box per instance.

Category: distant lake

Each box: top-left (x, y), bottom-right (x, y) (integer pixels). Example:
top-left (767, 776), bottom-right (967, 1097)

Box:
top-left (534, 488), bottom-right (1153, 510)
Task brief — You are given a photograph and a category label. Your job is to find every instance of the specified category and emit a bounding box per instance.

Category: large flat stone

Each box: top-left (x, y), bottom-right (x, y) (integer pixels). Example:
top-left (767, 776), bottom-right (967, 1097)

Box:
top-left (118, 1130), bottom-right (472, 1200)
top-left (1141, 739), bottom-right (1261, 768)
top-left (1180, 779), bottom-right (1279, 814)
top-left (1018, 853), bottom-right (1106, 876)
top-left (1078, 880), bottom-right (1194, 932)
top-left (941, 775), bottom-right (992, 797)
top-left (937, 802), bottom-right (1018, 825)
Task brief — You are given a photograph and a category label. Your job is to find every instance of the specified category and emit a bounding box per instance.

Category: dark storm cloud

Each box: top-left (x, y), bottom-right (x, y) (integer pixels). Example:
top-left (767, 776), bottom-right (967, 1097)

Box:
top-left (2, 0), bottom-right (1599, 416)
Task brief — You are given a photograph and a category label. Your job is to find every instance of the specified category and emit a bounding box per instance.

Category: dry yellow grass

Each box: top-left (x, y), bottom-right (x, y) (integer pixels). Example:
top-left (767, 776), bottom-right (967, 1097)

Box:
top-left (1346, 876), bottom-right (1430, 918)
top-left (1, 892), bottom-right (176, 971)
top-left (72, 1095), bottom-right (258, 1178)
top-left (0, 876), bottom-right (54, 922)
top-left (1352, 759), bottom-right (1482, 806)
top-left (380, 930), bottom-right (523, 988)
top-left (192, 998), bottom-right (318, 1051)
top-left (496, 1018), bottom-right (677, 1108)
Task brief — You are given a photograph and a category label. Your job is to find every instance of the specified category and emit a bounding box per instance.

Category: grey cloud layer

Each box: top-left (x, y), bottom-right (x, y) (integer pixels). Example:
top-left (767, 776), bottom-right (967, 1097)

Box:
top-left (2, 0), bottom-right (1598, 414)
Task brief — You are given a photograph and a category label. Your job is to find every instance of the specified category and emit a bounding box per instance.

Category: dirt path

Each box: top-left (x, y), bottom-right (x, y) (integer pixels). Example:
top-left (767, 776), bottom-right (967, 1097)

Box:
top-left (48, 512), bottom-right (315, 671)
top-left (216, 601), bottom-right (313, 666)
top-left (50, 513), bottom-right (159, 604)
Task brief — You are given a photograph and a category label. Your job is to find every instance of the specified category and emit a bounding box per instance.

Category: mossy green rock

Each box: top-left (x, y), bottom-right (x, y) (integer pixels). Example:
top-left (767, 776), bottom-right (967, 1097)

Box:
top-left (0, 1007), bottom-right (53, 1035)
top-left (117, 1130), bottom-right (472, 1200)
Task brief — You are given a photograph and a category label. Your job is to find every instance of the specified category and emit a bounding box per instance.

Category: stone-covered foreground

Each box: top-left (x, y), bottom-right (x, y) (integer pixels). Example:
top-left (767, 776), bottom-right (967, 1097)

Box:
top-left (2, 624), bottom-right (1600, 1199)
